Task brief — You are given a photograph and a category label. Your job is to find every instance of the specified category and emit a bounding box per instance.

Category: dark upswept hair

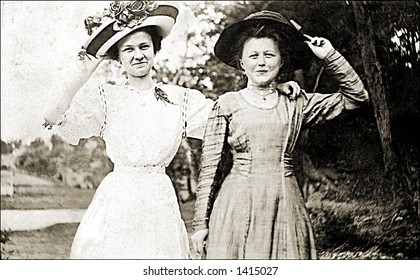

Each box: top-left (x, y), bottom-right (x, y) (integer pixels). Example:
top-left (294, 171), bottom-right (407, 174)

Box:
top-left (107, 26), bottom-right (163, 61)
top-left (229, 23), bottom-right (291, 71)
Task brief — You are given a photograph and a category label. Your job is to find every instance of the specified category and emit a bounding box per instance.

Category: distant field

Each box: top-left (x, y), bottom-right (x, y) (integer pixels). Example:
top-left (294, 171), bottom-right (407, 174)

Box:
top-left (1, 171), bottom-right (95, 210)
top-left (1, 170), bottom-right (55, 186)
top-left (1, 184), bottom-right (95, 210)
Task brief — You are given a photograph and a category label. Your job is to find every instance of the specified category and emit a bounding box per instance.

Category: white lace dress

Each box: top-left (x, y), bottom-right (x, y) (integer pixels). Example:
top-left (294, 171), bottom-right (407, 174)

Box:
top-left (57, 83), bottom-right (214, 259)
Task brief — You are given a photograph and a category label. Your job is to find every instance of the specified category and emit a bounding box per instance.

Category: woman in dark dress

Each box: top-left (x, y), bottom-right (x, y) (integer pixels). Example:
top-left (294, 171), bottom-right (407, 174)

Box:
top-left (192, 10), bottom-right (369, 259)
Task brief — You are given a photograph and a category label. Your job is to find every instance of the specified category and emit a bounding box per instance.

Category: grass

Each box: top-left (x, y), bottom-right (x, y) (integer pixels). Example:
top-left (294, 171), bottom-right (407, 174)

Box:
top-left (1, 184), bottom-right (95, 210)
top-left (306, 194), bottom-right (420, 259)
top-left (1, 223), bottom-right (78, 259)
top-left (1, 173), bottom-right (418, 260)
top-left (1, 201), bottom-right (196, 260)
top-left (1, 171), bottom-right (96, 210)
top-left (1, 177), bottom-right (196, 259)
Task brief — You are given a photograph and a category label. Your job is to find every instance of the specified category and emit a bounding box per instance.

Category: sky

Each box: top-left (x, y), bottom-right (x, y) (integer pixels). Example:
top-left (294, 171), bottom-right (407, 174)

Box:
top-left (1, 1), bottom-right (199, 144)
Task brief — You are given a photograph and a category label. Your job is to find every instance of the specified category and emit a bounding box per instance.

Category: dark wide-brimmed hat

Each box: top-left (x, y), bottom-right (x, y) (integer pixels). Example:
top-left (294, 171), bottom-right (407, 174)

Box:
top-left (82, 1), bottom-right (178, 58)
top-left (214, 10), bottom-right (312, 73)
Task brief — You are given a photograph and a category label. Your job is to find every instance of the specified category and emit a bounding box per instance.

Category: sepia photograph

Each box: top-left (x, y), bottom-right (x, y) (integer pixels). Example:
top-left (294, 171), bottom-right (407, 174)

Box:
top-left (1, 0), bottom-right (419, 278)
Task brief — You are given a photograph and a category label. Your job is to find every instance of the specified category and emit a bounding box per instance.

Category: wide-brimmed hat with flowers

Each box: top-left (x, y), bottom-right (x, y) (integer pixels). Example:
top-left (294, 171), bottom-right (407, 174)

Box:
top-left (82, 1), bottom-right (179, 58)
top-left (214, 10), bottom-right (312, 73)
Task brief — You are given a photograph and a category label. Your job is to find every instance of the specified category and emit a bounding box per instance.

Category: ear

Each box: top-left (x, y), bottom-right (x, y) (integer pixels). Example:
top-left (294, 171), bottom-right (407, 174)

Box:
top-left (279, 59), bottom-right (284, 68)
top-left (239, 59), bottom-right (245, 71)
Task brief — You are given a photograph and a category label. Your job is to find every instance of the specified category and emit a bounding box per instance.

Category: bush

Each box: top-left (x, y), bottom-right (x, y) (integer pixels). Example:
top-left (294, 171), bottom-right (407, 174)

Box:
top-left (307, 196), bottom-right (420, 259)
top-left (309, 203), bottom-right (372, 251)
top-left (1, 230), bottom-right (13, 259)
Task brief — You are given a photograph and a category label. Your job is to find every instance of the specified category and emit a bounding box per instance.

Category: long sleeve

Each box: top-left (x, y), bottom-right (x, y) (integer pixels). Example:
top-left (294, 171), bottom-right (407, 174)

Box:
top-left (302, 50), bottom-right (369, 128)
top-left (193, 101), bottom-right (229, 232)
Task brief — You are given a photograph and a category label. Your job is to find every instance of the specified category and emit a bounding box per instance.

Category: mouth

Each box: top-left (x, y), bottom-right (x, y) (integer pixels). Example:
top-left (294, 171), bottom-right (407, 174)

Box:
top-left (256, 70), bottom-right (268, 75)
top-left (132, 61), bottom-right (146, 67)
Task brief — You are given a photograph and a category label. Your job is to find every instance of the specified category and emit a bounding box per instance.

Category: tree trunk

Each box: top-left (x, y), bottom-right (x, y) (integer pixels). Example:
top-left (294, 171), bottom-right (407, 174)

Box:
top-left (352, 1), bottom-right (397, 175)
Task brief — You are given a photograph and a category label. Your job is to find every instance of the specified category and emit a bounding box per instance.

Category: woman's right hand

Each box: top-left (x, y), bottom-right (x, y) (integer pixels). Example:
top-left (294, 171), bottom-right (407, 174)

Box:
top-left (277, 81), bottom-right (301, 100)
top-left (304, 35), bottom-right (335, 60)
top-left (191, 229), bottom-right (209, 257)
top-left (76, 49), bottom-right (108, 77)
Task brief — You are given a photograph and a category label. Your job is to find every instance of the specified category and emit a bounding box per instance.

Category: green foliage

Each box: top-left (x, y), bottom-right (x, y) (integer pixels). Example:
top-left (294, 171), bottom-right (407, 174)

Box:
top-left (10, 135), bottom-right (113, 188)
top-left (51, 136), bottom-right (113, 188)
top-left (16, 138), bottom-right (57, 177)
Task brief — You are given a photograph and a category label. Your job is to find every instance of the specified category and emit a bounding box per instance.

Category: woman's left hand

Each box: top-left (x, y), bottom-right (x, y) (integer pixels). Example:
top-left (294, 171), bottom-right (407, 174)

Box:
top-left (277, 81), bottom-right (301, 100)
top-left (304, 35), bottom-right (335, 60)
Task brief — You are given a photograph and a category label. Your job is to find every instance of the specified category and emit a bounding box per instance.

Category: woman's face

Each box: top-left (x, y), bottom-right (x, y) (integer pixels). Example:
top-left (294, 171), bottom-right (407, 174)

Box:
top-left (240, 37), bottom-right (282, 87)
top-left (117, 30), bottom-right (155, 78)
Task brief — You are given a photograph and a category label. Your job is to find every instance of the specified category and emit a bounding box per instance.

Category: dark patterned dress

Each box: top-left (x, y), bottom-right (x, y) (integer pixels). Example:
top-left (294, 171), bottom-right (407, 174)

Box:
top-left (193, 50), bottom-right (369, 259)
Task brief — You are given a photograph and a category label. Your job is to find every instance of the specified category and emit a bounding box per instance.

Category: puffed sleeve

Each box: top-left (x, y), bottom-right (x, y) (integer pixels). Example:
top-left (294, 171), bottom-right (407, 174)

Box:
top-left (57, 85), bottom-right (105, 145)
top-left (193, 101), bottom-right (230, 232)
top-left (185, 89), bottom-right (215, 140)
top-left (302, 50), bottom-right (369, 128)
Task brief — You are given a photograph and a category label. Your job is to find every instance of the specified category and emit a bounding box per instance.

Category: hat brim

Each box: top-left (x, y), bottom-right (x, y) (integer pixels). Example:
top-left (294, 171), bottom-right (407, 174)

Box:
top-left (214, 17), bottom-right (312, 73)
top-left (83, 4), bottom-right (178, 58)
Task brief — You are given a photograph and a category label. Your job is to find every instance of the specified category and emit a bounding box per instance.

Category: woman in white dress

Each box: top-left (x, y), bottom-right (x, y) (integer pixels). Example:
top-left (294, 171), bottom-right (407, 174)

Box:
top-left (43, 1), bottom-right (301, 259)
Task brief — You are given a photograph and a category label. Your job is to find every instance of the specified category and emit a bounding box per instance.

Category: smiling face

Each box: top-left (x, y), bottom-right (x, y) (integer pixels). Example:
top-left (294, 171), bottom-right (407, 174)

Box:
top-left (117, 30), bottom-right (155, 78)
top-left (240, 37), bottom-right (282, 88)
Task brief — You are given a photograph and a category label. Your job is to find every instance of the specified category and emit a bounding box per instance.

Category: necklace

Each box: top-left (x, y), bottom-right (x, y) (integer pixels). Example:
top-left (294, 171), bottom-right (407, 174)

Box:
top-left (246, 84), bottom-right (276, 100)
top-left (239, 90), bottom-right (279, 110)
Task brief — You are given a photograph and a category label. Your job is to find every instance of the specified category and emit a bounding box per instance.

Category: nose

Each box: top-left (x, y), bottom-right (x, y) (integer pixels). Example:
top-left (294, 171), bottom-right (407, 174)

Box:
top-left (257, 56), bottom-right (266, 66)
top-left (134, 48), bottom-right (145, 60)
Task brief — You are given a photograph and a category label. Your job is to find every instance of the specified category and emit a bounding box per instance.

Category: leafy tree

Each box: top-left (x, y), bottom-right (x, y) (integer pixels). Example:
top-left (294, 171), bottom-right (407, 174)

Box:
top-left (1, 140), bottom-right (13, 155)
top-left (16, 138), bottom-right (57, 177)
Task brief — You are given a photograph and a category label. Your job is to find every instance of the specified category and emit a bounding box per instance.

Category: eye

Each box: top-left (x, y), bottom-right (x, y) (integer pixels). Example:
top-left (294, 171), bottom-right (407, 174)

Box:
top-left (122, 47), bottom-right (133, 52)
top-left (139, 44), bottom-right (151, 50)
top-left (249, 54), bottom-right (258, 59)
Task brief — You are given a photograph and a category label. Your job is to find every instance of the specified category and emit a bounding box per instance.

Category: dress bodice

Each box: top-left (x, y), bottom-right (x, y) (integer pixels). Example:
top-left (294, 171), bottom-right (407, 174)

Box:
top-left (57, 83), bottom-right (214, 167)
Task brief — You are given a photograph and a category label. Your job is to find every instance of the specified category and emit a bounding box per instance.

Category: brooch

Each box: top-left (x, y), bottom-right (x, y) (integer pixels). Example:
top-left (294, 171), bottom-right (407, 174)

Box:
top-left (154, 85), bottom-right (175, 106)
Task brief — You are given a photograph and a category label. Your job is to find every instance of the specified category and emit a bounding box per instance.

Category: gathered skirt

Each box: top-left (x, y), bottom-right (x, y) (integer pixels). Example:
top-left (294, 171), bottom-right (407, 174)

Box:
top-left (70, 168), bottom-right (189, 259)
top-left (206, 172), bottom-right (317, 259)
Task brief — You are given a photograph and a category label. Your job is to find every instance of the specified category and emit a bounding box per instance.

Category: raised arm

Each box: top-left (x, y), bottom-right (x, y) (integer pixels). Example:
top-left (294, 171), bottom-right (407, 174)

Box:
top-left (43, 51), bottom-right (106, 126)
top-left (302, 37), bottom-right (369, 127)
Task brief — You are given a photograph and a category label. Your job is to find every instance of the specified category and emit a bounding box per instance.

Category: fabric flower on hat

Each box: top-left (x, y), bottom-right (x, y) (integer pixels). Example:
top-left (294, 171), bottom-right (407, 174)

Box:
top-left (126, 1), bottom-right (147, 14)
top-left (112, 1), bottom-right (158, 31)
top-left (82, 1), bottom-right (177, 57)
top-left (83, 1), bottom-right (159, 36)
top-left (85, 13), bottom-right (104, 36)
top-left (109, 1), bottom-right (126, 18)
